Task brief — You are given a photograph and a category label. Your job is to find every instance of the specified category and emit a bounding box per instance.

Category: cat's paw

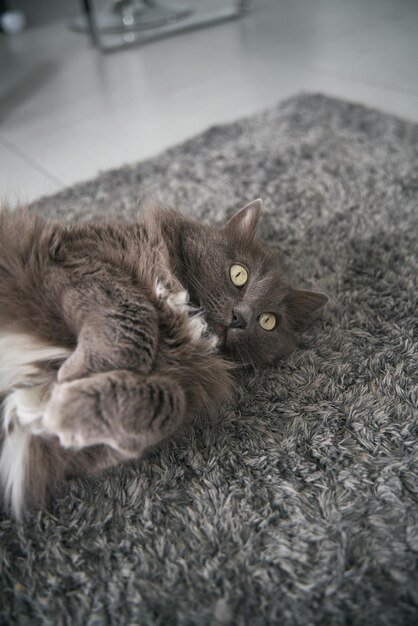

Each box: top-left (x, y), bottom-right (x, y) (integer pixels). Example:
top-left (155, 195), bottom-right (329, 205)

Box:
top-left (43, 380), bottom-right (117, 449)
top-left (43, 371), bottom-right (186, 454)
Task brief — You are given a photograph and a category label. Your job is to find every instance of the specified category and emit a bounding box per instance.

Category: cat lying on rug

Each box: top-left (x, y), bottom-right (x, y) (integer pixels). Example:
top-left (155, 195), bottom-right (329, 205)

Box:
top-left (0, 199), bottom-right (327, 517)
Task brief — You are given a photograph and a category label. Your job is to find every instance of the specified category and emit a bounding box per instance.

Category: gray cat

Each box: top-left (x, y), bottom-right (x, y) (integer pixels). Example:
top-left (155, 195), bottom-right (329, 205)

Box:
top-left (0, 199), bottom-right (327, 517)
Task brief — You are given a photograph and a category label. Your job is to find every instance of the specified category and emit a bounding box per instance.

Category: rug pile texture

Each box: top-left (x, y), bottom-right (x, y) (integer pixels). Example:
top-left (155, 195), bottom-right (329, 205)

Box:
top-left (1, 94), bottom-right (417, 625)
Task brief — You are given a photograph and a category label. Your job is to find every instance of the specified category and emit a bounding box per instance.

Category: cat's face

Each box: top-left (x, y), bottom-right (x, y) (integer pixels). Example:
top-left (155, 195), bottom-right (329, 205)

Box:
top-left (182, 199), bottom-right (328, 365)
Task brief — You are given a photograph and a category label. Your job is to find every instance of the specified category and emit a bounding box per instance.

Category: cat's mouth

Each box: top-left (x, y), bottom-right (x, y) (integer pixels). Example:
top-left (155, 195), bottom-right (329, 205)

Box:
top-left (217, 326), bottom-right (242, 354)
top-left (206, 316), bottom-right (246, 353)
top-left (206, 315), bottom-right (247, 354)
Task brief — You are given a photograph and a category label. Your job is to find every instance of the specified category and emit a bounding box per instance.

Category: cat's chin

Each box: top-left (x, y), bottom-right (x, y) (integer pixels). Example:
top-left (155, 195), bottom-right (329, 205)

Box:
top-left (222, 328), bottom-right (246, 358)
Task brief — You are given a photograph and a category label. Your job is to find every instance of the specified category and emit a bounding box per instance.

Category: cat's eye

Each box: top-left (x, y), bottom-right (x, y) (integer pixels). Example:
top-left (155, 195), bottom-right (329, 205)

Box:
top-left (258, 312), bottom-right (277, 331)
top-left (230, 264), bottom-right (248, 288)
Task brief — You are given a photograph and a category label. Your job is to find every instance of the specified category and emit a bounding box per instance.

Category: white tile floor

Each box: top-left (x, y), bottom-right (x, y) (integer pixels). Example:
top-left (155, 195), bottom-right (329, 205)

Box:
top-left (1, 0), bottom-right (418, 205)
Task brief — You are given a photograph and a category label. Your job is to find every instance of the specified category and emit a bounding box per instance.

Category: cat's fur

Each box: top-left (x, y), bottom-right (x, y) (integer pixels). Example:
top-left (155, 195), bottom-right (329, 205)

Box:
top-left (0, 199), bottom-right (327, 517)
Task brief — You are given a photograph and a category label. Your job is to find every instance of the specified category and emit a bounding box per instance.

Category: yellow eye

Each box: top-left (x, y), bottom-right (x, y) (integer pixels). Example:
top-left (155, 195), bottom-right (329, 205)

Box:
top-left (230, 264), bottom-right (248, 287)
top-left (258, 312), bottom-right (277, 331)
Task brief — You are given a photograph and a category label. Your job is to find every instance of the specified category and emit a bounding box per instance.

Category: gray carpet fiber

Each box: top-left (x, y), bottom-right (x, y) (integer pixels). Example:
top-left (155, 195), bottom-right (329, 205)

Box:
top-left (1, 94), bottom-right (417, 626)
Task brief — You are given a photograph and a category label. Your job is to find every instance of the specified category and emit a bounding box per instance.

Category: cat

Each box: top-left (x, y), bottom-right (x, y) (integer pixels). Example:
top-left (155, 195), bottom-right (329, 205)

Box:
top-left (0, 198), bottom-right (327, 517)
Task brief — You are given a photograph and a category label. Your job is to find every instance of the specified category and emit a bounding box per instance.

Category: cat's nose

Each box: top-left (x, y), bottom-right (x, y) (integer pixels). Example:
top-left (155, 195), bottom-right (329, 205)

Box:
top-left (230, 308), bottom-right (247, 329)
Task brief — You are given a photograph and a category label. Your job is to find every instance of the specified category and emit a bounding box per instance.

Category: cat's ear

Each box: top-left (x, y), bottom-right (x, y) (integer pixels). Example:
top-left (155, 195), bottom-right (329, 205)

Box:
top-left (288, 288), bottom-right (328, 328)
top-left (224, 198), bottom-right (262, 242)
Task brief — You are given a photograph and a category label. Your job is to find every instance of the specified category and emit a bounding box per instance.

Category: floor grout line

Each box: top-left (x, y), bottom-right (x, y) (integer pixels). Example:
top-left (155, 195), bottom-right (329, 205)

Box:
top-left (0, 134), bottom-right (65, 188)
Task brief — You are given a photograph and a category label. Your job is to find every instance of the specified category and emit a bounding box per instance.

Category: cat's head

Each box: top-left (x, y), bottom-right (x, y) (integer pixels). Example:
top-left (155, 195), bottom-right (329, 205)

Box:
top-left (181, 199), bottom-right (328, 365)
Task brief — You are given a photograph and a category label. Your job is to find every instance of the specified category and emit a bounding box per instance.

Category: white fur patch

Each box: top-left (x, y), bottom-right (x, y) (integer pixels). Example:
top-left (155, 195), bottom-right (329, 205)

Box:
top-left (0, 331), bottom-right (71, 516)
top-left (0, 331), bottom-right (70, 396)
top-left (154, 281), bottom-right (218, 350)
top-left (154, 280), bottom-right (168, 299)
top-left (167, 289), bottom-right (189, 310)
top-left (0, 420), bottom-right (31, 518)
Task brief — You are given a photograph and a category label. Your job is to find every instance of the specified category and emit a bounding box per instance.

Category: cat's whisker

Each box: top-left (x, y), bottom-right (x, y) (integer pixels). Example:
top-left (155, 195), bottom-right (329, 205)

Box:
top-left (182, 269), bottom-right (224, 319)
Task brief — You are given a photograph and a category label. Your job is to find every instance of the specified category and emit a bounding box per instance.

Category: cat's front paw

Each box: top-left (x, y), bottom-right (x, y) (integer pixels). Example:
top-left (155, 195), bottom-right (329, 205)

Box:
top-left (43, 371), bottom-right (186, 454)
top-left (43, 381), bottom-right (117, 449)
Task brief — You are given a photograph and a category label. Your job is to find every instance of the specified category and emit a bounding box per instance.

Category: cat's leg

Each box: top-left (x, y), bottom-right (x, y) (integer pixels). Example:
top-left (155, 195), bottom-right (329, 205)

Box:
top-left (43, 370), bottom-right (185, 455)
top-left (58, 283), bottom-right (159, 382)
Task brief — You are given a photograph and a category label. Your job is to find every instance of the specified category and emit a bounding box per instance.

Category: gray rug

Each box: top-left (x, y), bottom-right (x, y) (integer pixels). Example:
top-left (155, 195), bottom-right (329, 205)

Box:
top-left (1, 93), bottom-right (417, 626)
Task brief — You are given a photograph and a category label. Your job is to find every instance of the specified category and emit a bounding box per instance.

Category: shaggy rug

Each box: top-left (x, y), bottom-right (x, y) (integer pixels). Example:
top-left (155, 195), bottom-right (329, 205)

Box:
top-left (1, 93), bottom-right (417, 626)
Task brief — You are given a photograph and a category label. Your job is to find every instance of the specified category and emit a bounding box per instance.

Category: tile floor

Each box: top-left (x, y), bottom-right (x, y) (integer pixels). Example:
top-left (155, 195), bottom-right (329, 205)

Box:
top-left (1, 0), bottom-right (418, 205)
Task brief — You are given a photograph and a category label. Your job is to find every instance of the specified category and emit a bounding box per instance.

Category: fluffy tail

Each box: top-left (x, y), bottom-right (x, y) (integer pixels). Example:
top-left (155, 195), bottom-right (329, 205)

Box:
top-left (0, 331), bottom-right (72, 517)
top-left (1, 389), bottom-right (123, 518)
top-left (0, 420), bottom-right (67, 517)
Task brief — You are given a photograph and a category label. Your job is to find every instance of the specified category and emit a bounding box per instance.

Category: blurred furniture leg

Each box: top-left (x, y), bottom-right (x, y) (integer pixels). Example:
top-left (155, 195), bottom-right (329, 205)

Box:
top-left (71, 0), bottom-right (252, 52)
top-left (79, 0), bottom-right (100, 46)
